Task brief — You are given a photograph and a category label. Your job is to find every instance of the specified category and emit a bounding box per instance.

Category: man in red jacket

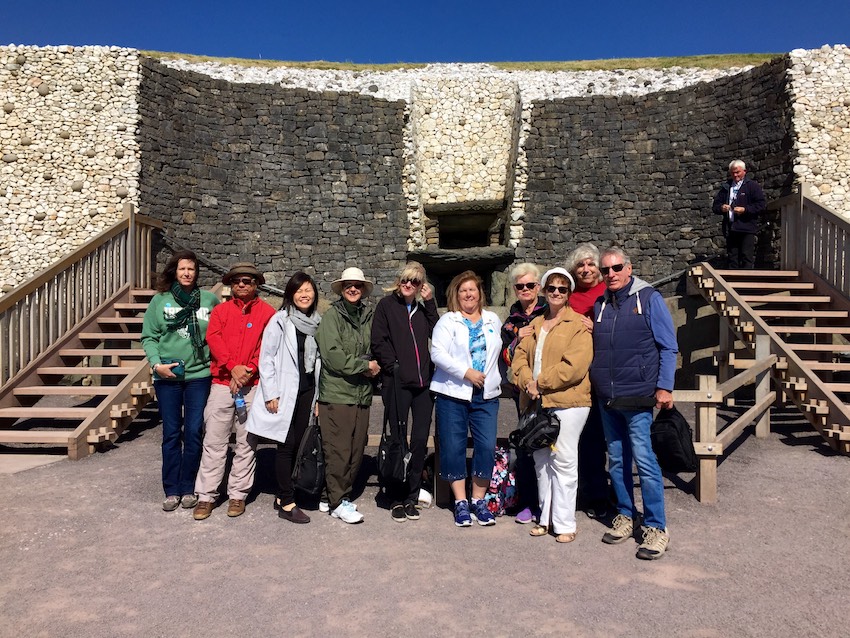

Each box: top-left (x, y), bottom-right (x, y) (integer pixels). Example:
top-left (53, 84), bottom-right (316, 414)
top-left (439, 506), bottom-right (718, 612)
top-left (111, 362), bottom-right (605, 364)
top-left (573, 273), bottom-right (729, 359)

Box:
top-left (193, 263), bottom-right (276, 520)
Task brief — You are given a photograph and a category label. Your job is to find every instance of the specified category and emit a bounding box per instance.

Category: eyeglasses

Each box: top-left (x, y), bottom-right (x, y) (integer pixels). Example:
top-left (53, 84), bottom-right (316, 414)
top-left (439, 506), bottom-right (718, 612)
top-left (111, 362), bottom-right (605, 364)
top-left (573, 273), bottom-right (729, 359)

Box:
top-left (233, 277), bottom-right (257, 286)
top-left (344, 281), bottom-right (365, 290)
top-left (600, 263), bottom-right (626, 276)
top-left (401, 278), bottom-right (422, 286)
top-left (546, 285), bottom-right (570, 294)
top-left (514, 282), bottom-right (539, 291)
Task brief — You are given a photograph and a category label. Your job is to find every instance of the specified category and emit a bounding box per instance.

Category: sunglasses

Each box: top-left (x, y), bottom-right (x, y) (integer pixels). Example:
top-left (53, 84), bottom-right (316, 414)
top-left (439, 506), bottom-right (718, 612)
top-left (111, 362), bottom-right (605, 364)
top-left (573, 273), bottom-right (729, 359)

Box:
top-left (546, 285), bottom-right (570, 294)
top-left (344, 281), bottom-right (365, 290)
top-left (600, 263), bottom-right (627, 276)
top-left (401, 278), bottom-right (422, 286)
top-left (514, 282), bottom-right (539, 291)
top-left (233, 277), bottom-right (257, 286)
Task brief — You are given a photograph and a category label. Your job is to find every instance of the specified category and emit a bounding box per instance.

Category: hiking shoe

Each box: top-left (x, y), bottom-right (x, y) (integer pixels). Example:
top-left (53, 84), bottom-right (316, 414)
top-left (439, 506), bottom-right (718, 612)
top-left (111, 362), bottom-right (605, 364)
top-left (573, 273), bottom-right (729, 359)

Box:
top-left (227, 499), bottom-right (245, 517)
top-left (515, 507), bottom-right (534, 524)
top-left (162, 495), bottom-right (181, 512)
top-left (454, 500), bottom-right (472, 527)
top-left (403, 501), bottom-right (420, 520)
top-left (181, 494), bottom-right (198, 509)
top-left (470, 499), bottom-right (496, 526)
top-left (331, 499), bottom-right (364, 524)
top-left (193, 500), bottom-right (214, 520)
top-left (601, 514), bottom-right (634, 544)
top-left (391, 504), bottom-right (407, 523)
top-left (636, 526), bottom-right (670, 560)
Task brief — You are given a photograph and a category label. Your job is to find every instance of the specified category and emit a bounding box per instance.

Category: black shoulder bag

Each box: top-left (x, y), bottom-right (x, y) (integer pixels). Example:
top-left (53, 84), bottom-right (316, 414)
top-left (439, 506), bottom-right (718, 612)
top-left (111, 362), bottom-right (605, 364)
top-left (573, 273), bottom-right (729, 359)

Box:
top-left (377, 366), bottom-right (411, 483)
top-left (292, 412), bottom-right (326, 496)
top-left (508, 398), bottom-right (561, 452)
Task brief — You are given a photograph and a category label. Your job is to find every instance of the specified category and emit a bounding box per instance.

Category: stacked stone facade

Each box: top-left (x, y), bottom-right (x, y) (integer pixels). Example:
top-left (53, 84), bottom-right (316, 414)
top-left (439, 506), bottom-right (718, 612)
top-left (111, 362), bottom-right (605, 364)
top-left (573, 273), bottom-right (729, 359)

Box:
top-left (1, 45), bottom-right (849, 296)
top-left (138, 59), bottom-right (408, 292)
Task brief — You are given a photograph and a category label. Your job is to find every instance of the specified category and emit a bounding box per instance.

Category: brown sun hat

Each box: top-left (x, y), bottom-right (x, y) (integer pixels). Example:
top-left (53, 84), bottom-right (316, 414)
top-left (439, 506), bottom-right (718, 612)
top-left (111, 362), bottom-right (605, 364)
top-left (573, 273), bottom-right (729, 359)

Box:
top-left (222, 262), bottom-right (265, 286)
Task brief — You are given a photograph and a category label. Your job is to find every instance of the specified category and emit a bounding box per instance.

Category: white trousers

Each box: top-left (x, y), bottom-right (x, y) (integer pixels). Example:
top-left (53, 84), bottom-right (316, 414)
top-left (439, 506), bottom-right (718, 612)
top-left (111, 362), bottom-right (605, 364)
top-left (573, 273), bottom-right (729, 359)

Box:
top-left (533, 406), bottom-right (590, 535)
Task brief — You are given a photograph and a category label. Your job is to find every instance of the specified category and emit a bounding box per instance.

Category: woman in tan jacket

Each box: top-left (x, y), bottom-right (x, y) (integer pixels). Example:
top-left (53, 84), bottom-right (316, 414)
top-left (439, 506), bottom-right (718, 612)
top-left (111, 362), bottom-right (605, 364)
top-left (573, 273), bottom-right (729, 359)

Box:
top-left (512, 267), bottom-right (593, 543)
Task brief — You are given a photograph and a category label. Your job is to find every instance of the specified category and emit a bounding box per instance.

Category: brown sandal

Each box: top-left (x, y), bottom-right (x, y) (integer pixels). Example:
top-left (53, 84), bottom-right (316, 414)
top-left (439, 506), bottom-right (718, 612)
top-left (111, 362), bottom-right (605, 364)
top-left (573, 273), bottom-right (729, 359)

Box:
top-left (555, 532), bottom-right (577, 543)
top-left (529, 525), bottom-right (548, 537)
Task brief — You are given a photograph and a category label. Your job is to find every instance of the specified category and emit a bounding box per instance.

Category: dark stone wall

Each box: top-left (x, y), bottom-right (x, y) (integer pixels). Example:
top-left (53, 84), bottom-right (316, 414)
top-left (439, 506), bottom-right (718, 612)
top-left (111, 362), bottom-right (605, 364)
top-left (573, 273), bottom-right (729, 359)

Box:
top-left (519, 57), bottom-right (794, 279)
top-left (138, 58), bottom-right (409, 294)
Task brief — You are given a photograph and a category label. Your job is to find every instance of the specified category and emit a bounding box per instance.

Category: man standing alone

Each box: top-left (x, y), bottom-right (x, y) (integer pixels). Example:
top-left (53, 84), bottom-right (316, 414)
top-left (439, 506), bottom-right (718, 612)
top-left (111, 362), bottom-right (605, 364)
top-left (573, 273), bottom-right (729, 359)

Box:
top-left (193, 263), bottom-right (275, 520)
top-left (712, 159), bottom-right (766, 269)
top-left (590, 247), bottom-right (678, 560)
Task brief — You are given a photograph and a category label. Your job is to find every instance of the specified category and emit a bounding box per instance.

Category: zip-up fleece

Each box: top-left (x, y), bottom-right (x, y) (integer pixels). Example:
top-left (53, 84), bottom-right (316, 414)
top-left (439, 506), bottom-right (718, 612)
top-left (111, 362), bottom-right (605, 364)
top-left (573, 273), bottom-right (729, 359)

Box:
top-left (371, 291), bottom-right (439, 388)
top-left (589, 277), bottom-right (678, 403)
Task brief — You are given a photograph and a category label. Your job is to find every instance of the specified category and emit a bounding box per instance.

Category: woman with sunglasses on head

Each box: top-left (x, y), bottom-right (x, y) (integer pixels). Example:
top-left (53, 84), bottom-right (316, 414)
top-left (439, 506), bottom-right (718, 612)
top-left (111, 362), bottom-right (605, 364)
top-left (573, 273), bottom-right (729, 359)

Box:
top-left (141, 249), bottom-right (219, 512)
top-left (371, 261), bottom-right (439, 522)
top-left (501, 263), bottom-right (547, 524)
top-left (246, 271), bottom-right (321, 524)
top-left (566, 243), bottom-right (612, 520)
top-left (511, 268), bottom-right (593, 543)
top-left (315, 266), bottom-right (380, 524)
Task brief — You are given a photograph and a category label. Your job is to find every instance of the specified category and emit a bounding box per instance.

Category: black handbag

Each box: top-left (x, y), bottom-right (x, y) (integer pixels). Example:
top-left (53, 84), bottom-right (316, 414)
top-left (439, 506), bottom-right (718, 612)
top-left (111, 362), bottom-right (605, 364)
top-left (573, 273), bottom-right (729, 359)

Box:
top-left (508, 399), bottom-right (561, 452)
top-left (292, 412), bottom-right (326, 496)
top-left (377, 369), bottom-right (411, 483)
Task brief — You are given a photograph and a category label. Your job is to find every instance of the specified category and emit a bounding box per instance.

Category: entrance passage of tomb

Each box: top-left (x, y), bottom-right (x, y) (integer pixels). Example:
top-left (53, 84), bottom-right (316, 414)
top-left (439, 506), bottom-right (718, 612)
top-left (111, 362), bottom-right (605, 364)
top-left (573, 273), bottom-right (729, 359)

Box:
top-left (436, 210), bottom-right (501, 249)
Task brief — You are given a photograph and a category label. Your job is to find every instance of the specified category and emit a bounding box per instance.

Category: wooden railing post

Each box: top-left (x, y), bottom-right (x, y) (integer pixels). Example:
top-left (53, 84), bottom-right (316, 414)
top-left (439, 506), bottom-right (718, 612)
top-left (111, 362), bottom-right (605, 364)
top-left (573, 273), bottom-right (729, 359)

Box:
top-left (126, 202), bottom-right (137, 289)
top-left (754, 333), bottom-right (771, 438)
top-left (695, 374), bottom-right (718, 504)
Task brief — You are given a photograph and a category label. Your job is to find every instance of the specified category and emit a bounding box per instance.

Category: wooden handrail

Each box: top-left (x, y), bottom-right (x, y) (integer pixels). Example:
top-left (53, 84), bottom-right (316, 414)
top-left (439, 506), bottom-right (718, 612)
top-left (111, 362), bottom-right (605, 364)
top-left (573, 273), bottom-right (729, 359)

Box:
top-left (0, 204), bottom-right (162, 387)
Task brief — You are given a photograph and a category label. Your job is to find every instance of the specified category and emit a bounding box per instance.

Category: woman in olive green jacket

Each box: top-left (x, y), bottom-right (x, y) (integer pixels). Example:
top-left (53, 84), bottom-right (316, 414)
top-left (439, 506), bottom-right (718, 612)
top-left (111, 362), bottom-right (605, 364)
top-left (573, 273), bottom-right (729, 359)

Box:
top-left (316, 267), bottom-right (380, 523)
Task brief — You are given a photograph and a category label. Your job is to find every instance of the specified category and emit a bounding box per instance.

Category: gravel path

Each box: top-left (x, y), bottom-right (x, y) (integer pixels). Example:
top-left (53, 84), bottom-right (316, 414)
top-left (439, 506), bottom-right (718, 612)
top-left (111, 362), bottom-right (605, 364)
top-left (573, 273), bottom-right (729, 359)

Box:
top-left (1, 399), bottom-right (848, 637)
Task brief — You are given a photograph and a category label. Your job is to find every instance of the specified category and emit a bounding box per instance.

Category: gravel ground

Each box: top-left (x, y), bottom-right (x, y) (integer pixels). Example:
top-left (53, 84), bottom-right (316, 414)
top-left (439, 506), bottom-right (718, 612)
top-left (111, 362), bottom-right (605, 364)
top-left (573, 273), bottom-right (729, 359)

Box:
top-left (1, 398), bottom-right (848, 638)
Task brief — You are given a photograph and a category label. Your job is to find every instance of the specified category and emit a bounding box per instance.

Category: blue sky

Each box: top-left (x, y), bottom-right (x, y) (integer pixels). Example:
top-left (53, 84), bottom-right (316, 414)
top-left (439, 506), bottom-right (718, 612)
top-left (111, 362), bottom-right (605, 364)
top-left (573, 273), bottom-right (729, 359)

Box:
top-left (1, 0), bottom-right (848, 63)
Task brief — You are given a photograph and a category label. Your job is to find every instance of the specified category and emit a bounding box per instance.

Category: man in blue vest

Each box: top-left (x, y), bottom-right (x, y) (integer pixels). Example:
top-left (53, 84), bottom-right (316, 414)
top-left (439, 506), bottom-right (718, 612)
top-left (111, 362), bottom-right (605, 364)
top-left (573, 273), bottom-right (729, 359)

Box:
top-left (590, 247), bottom-right (678, 560)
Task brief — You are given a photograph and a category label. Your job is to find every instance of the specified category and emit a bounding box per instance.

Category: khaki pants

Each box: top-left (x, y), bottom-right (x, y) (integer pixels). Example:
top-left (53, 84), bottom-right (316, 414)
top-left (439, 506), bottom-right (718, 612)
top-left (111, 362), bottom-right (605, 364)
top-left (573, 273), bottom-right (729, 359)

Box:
top-left (318, 402), bottom-right (370, 509)
top-left (195, 383), bottom-right (257, 502)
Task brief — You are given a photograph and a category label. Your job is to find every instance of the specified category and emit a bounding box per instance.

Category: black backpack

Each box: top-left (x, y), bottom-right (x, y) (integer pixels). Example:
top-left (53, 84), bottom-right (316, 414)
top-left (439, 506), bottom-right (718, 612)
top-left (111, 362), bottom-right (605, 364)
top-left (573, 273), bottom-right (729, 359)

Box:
top-left (292, 413), bottom-right (326, 496)
top-left (650, 406), bottom-right (697, 473)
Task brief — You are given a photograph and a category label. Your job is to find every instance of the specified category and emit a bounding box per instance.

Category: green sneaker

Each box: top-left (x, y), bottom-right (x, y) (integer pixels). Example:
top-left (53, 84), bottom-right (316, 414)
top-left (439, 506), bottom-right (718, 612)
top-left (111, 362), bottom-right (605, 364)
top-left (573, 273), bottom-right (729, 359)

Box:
top-left (636, 526), bottom-right (670, 560)
top-left (601, 514), bottom-right (634, 544)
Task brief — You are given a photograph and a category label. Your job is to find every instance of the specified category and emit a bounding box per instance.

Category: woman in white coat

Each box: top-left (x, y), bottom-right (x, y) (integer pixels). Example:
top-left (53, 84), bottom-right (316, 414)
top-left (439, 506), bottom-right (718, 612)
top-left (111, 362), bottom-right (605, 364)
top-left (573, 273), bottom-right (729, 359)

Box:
top-left (246, 272), bottom-right (321, 524)
top-left (430, 270), bottom-right (503, 528)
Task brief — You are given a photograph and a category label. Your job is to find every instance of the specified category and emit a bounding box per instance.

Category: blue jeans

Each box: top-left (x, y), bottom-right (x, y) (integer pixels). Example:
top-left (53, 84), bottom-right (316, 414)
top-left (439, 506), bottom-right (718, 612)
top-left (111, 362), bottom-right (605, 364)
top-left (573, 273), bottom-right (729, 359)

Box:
top-left (435, 391), bottom-right (498, 481)
top-left (155, 377), bottom-right (212, 497)
top-left (598, 401), bottom-right (666, 530)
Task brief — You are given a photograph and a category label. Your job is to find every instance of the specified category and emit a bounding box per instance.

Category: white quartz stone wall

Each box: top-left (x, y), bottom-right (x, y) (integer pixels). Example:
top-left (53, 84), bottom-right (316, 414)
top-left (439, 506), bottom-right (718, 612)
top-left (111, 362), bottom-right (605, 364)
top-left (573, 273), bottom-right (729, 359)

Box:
top-left (0, 45), bottom-right (139, 292)
top-left (411, 78), bottom-right (519, 211)
top-left (788, 45), bottom-right (850, 217)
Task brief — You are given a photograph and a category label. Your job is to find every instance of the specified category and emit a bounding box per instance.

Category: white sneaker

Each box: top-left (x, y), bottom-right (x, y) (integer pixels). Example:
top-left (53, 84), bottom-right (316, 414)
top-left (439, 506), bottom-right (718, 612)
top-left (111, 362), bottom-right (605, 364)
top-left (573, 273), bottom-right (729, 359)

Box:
top-left (331, 500), bottom-right (363, 524)
top-left (418, 488), bottom-right (433, 509)
top-left (319, 500), bottom-right (330, 513)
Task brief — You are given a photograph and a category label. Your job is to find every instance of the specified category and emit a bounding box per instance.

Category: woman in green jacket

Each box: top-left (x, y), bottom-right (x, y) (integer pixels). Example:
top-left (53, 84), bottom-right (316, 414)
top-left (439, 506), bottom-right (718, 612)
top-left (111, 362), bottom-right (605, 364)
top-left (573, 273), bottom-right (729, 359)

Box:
top-left (141, 250), bottom-right (219, 512)
top-left (316, 267), bottom-right (380, 524)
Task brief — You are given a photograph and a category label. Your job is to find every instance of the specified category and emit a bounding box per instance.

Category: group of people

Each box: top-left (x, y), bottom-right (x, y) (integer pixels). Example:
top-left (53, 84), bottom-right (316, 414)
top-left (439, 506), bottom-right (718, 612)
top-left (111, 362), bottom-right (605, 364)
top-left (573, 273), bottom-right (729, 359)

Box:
top-left (140, 239), bottom-right (678, 561)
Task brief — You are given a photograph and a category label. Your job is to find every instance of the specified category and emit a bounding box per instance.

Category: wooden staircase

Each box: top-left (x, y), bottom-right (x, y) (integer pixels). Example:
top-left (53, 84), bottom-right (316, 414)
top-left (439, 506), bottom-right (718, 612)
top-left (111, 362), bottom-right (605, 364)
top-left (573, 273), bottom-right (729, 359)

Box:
top-left (0, 284), bottom-right (156, 459)
top-left (690, 264), bottom-right (850, 453)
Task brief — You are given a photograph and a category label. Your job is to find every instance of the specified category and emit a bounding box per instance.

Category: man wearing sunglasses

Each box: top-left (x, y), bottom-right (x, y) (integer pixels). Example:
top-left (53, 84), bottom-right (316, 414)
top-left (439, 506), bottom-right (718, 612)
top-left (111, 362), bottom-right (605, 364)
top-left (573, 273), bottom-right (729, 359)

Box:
top-left (193, 263), bottom-right (275, 520)
top-left (589, 247), bottom-right (678, 560)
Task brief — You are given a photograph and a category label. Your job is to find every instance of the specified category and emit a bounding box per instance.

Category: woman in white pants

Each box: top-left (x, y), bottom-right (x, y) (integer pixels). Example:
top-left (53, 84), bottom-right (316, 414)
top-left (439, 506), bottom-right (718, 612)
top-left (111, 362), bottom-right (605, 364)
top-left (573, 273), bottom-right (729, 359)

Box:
top-left (511, 267), bottom-right (593, 543)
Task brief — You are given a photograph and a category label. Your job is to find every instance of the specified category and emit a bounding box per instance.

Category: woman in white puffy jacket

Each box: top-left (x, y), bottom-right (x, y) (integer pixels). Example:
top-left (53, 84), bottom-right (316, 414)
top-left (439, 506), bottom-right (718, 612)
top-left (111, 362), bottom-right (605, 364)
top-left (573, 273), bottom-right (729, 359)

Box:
top-left (430, 270), bottom-right (503, 528)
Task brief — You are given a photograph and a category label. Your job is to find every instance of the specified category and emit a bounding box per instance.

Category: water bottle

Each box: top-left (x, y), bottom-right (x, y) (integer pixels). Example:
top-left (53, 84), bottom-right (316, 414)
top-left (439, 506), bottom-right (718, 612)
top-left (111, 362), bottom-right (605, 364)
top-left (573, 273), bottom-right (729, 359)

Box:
top-left (233, 390), bottom-right (248, 422)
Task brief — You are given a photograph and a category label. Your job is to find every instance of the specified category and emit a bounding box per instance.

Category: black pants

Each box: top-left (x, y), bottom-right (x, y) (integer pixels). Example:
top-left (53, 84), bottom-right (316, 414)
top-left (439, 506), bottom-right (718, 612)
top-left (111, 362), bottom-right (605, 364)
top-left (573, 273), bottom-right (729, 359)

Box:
top-left (275, 387), bottom-right (314, 506)
top-left (577, 399), bottom-right (610, 505)
top-left (382, 383), bottom-right (434, 504)
top-left (512, 394), bottom-right (538, 511)
top-left (726, 231), bottom-right (757, 269)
